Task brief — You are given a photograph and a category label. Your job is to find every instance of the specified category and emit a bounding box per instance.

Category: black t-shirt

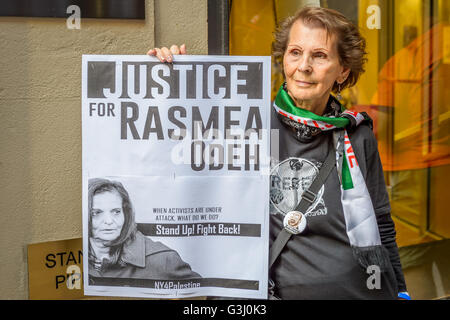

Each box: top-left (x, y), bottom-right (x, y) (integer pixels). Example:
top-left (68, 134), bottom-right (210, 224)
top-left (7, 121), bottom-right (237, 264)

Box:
top-left (269, 105), bottom-right (405, 300)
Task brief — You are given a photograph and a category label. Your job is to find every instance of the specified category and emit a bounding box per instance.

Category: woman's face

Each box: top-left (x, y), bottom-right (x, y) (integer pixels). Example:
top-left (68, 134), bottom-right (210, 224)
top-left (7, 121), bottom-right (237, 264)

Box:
top-left (283, 20), bottom-right (349, 111)
top-left (91, 190), bottom-right (125, 242)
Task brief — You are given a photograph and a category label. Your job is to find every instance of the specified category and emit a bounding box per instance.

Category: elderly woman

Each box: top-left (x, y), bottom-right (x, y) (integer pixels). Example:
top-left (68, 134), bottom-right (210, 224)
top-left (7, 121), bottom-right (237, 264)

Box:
top-left (88, 178), bottom-right (200, 285)
top-left (149, 7), bottom-right (408, 300)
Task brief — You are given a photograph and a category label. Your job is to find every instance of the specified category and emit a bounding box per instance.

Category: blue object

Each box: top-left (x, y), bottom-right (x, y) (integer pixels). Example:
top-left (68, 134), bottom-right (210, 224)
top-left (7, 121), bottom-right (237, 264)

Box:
top-left (398, 292), bottom-right (411, 300)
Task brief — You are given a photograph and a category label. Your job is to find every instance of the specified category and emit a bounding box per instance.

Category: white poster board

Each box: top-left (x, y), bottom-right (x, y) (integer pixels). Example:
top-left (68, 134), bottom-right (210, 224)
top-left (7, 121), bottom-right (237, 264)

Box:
top-left (82, 55), bottom-right (271, 299)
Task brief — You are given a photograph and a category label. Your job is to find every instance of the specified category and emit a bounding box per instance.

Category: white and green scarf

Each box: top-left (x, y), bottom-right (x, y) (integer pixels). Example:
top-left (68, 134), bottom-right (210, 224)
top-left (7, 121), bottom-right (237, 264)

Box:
top-left (274, 85), bottom-right (390, 270)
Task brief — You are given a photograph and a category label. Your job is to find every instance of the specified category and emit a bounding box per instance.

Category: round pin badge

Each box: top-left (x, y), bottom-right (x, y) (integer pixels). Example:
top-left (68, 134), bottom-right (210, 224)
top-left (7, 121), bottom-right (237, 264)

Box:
top-left (283, 211), bottom-right (307, 234)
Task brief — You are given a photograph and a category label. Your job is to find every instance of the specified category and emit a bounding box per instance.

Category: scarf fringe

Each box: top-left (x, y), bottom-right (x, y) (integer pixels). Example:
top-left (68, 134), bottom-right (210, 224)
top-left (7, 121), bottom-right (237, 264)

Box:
top-left (352, 245), bottom-right (391, 272)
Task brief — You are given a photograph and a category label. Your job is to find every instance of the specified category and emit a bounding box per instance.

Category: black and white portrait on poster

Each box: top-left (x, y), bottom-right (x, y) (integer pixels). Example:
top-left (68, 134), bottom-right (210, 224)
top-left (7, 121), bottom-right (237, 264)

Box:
top-left (81, 55), bottom-right (271, 298)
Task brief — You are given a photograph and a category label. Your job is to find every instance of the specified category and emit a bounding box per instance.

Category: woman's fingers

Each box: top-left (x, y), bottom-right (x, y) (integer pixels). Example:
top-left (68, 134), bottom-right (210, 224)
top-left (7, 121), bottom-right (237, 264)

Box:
top-left (161, 47), bottom-right (173, 62)
top-left (169, 44), bottom-right (187, 55)
top-left (146, 48), bottom-right (156, 55)
top-left (170, 45), bottom-right (181, 55)
top-left (147, 44), bottom-right (187, 62)
top-left (180, 44), bottom-right (187, 54)
top-left (146, 47), bottom-right (168, 62)
top-left (147, 47), bottom-right (161, 60)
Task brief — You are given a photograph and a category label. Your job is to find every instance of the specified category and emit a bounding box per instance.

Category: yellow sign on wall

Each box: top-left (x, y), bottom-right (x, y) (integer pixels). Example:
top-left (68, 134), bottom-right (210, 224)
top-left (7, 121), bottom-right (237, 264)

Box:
top-left (27, 238), bottom-right (85, 300)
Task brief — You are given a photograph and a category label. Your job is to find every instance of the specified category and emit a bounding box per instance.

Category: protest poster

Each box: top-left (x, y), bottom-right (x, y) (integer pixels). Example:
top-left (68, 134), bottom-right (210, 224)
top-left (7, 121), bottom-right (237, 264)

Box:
top-left (82, 55), bottom-right (271, 298)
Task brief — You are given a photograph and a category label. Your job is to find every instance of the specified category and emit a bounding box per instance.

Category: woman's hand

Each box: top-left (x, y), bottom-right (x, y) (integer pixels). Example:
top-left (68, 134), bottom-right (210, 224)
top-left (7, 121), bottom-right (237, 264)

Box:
top-left (147, 44), bottom-right (187, 63)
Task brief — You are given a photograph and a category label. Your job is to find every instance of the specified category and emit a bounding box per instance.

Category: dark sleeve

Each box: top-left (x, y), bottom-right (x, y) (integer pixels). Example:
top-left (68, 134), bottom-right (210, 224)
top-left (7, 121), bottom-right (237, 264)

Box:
top-left (157, 251), bottom-right (202, 280)
top-left (363, 128), bottom-right (407, 293)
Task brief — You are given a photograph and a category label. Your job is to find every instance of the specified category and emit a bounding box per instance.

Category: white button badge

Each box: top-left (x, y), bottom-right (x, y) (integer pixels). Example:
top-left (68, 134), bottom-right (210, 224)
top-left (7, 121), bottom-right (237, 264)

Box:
top-left (283, 211), bottom-right (307, 235)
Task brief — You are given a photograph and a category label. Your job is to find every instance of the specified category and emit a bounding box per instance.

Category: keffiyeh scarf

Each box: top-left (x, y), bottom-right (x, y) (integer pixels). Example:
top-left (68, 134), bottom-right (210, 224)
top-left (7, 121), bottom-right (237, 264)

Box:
top-left (273, 84), bottom-right (390, 271)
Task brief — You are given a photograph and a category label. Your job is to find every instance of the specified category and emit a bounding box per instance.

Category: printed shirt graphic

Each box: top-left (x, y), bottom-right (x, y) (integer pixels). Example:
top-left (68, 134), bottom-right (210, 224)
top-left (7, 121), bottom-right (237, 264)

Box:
top-left (270, 157), bottom-right (327, 218)
top-left (269, 108), bottom-right (397, 299)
